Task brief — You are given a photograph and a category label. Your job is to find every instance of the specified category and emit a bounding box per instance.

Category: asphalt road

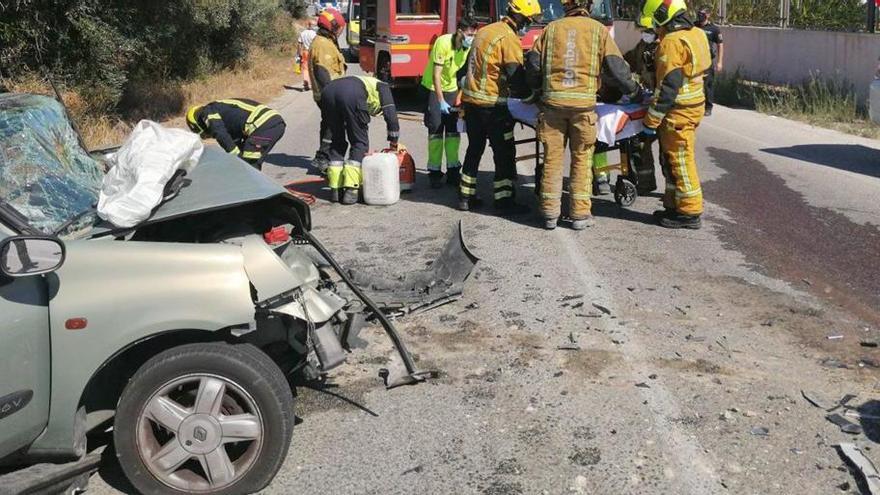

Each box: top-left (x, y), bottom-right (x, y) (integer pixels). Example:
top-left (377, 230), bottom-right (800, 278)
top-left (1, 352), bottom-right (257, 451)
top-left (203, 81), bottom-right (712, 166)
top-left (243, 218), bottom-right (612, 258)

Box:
top-left (91, 71), bottom-right (880, 494)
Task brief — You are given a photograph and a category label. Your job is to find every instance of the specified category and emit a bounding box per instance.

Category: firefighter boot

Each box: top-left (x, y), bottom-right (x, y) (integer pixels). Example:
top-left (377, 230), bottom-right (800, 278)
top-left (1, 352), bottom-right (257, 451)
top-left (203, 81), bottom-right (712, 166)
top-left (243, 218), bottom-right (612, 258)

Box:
top-left (594, 174), bottom-right (612, 196)
top-left (571, 215), bottom-right (596, 230)
top-left (543, 217), bottom-right (559, 230)
top-left (659, 213), bottom-right (702, 229)
top-left (327, 161), bottom-right (344, 203)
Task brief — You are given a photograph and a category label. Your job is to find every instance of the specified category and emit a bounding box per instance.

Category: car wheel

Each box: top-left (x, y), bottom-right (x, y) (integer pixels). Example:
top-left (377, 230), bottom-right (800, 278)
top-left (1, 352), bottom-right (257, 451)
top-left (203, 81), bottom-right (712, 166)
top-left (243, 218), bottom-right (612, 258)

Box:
top-left (114, 343), bottom-right (293, 495)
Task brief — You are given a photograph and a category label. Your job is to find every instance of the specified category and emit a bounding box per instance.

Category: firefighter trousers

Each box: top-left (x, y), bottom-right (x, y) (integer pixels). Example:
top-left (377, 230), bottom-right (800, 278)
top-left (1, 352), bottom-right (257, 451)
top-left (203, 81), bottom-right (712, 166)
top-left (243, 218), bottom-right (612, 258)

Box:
top-left (321, 78), bottom-right (370, 191)
top-left (240, 118), bottom-right (286, 171)
top-left (659, 105), bottom-right (704, 216)
top-left (537, 108), bottom-right (597, 220)
top-left (460, 104), bottom-right (517, 204)
top-left (423, 88), bottom-right (461, 174)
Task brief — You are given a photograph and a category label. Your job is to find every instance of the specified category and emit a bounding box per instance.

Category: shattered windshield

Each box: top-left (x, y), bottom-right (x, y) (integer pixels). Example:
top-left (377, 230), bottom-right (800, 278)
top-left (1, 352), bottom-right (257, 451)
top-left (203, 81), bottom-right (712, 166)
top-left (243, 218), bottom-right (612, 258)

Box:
top-left (0, 94), bottom-right (104, 235)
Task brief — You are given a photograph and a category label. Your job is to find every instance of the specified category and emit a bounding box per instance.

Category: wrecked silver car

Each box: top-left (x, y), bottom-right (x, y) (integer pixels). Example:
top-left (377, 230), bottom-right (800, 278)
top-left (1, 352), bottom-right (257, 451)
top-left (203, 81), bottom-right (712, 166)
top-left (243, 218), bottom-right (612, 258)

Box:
top-left (0, 94), bottom-right (476, 494)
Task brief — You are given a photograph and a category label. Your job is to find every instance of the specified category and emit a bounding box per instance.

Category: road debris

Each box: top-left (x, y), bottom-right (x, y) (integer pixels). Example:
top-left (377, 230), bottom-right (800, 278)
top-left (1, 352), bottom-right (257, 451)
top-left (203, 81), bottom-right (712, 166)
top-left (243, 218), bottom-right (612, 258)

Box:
top-left (557, 333), bottom-right (580, 351)
top-left (826, 335), bottom-right (844, 340)
top-left (802, 390), bottom-right (830, 409)
top-left (749, 426), bottom-right (770, 436)
top-left (401, 465), bottom-right (424, 475)
top-left (635, 382), bottom-right (651, 389)
top-left (591, 303), bottom-right (612, 315)
top-left (559, 294), bottom-right (584, 302)
top-left (862, 341), bottom-right (880, 348)
top-left (674, 306), bottom-right (688, 315)
top-left (685, 334), bottom-right (707, 343)
top-left (826, 413), bottom-right (863, 434)
top-left (837, 443), bottom-right (880, 495)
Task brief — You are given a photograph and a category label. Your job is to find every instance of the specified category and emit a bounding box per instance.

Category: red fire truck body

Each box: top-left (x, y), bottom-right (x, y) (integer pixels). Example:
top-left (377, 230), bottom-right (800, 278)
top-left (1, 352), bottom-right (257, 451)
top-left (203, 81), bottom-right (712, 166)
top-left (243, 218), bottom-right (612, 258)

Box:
top-left (356, 0), bottom-right (614, 86)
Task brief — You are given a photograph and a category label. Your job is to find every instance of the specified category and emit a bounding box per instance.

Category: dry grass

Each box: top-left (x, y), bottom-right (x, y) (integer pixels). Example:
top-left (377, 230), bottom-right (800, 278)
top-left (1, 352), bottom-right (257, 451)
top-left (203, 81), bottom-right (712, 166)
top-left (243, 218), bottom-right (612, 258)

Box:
top-left (4, 46), bottom-right (300, 150)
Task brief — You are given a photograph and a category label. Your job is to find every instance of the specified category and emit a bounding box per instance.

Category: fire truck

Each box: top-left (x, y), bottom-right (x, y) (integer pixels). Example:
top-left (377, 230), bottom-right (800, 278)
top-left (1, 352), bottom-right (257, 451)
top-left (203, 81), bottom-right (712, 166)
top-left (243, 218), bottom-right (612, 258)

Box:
top-left (354, 0), bottom-right (614, 85)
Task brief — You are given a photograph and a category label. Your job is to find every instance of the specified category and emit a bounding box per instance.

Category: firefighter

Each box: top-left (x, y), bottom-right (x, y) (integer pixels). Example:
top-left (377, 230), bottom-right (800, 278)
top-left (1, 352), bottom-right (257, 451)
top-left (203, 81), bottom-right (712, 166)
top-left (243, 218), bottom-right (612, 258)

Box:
top-left (525, 0), bottom-right (640, 230)
top-left (624, 29), bottom-right (660, 194)
top-left (696, 5), bottom-right (724, 116)
top-left (421, 17), bottom-right (478, 189)
top-left (320, 75), bottom-right (400, 205)
top-left (186, 99), bottom-right (286, 171)
top-left (459, 0), bottom-right (542, 214)
top-left (309, 7), bottom-right (347, 172)
top-left (639, 0), bottom-right (711, 229)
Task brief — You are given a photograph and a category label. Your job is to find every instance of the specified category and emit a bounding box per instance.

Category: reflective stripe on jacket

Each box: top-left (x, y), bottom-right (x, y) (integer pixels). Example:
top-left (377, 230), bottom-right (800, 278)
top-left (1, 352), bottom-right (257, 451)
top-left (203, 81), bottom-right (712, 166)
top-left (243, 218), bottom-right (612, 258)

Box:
top-left (195, 99), bottom-right (283, 153)
top-left (530, 16), bottom-right (623, 109)
top-left (462, 20), bottom-right (523, 107)
top-left (645, 27), bottom-right (711, 128)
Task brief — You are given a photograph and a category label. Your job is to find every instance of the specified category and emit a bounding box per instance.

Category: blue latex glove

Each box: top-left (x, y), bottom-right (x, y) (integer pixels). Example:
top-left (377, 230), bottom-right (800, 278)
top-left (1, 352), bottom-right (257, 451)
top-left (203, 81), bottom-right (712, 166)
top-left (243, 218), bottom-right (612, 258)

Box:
top-left (640, 126), bottom-right (657, 139)
top-left (439, 100), bottom-right (452, 115)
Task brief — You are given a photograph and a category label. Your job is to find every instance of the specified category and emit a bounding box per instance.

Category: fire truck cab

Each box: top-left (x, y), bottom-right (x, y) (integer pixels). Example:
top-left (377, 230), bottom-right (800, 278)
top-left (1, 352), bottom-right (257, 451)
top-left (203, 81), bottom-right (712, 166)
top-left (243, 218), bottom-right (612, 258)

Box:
top-left (357, 0), bottom-right (614, 85)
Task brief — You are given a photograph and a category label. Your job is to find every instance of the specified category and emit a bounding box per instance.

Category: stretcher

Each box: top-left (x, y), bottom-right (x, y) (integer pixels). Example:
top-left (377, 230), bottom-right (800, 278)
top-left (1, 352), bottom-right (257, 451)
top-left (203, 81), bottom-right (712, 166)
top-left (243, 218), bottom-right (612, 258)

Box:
top-left (507, 99), bottom-right (651, 207)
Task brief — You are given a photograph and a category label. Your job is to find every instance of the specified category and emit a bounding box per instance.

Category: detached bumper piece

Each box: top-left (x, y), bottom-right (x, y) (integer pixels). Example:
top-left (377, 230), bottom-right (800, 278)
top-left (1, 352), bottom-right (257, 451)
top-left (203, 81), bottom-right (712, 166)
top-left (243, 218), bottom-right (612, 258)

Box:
top-left (348, 221), bottom-right (480, 317)
top-left (301, 222), bottom-right (478, 389)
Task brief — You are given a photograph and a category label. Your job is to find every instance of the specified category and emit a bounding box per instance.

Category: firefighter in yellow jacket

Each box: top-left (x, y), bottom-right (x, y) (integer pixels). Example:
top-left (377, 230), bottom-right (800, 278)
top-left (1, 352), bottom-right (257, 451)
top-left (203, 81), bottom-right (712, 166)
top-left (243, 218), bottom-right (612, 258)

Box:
top-left (639, 0), bottom-right (711, 229)
top-left (309, 7), bottom-right (347, 171)
top-left (526, 0), bottom-right (640, 230)
top-left (459, 0), bottom-right (542, 215)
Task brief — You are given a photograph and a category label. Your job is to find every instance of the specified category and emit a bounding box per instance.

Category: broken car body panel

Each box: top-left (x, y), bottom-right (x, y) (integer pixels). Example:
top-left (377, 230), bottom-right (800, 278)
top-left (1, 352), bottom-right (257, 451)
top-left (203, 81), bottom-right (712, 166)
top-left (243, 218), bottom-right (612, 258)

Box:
top-left (27, 240), bottom-right (255, 457)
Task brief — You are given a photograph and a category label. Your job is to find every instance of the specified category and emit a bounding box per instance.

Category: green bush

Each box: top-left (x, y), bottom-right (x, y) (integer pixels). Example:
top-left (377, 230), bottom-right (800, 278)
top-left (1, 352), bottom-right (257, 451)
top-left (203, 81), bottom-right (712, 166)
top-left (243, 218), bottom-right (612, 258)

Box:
top-left (0, 0), bottom-right (301, 112)
top-left (714, 70), bottom-right (864, 120)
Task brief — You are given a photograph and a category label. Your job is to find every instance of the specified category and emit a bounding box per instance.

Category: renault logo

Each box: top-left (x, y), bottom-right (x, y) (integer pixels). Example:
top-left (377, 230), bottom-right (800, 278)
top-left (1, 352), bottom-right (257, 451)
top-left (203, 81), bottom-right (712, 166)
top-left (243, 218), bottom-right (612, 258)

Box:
top-left (193, 426), bottom-right (207, 442)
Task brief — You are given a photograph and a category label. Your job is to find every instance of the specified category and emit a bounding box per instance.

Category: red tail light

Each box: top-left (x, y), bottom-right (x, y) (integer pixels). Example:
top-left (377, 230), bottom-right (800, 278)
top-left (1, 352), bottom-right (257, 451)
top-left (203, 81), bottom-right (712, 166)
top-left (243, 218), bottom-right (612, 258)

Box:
top-left (263, 226), bottom-right (290, 245)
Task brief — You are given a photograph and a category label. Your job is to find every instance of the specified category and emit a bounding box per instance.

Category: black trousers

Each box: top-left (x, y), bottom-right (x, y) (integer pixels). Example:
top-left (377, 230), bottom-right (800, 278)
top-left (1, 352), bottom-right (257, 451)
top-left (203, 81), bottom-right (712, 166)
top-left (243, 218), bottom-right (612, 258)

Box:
top-left (461, 103), bottom-right (517, 203)
top-left (321, 77), bottom-right (370, 163)
top-left (315, 117), bottom-right (332, 161)
top-left (704, 67), bottom-right (715, 110)
top-left (422, 87), bottom-right (459, 136)
top-left (241, 119), bottom-right (286, 171)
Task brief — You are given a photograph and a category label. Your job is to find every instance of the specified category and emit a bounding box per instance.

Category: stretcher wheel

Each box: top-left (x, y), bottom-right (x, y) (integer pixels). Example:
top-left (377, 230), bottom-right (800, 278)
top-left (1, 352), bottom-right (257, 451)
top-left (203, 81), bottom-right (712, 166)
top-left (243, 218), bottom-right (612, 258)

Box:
top-left (614, 177), bottom-right (637, 207)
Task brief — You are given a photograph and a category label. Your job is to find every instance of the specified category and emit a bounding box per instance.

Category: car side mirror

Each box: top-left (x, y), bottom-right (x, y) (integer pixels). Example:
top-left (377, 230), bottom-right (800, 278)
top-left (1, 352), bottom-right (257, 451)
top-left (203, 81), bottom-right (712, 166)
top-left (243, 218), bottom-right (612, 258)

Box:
top-left (0, 236), bottom-right (66, 278)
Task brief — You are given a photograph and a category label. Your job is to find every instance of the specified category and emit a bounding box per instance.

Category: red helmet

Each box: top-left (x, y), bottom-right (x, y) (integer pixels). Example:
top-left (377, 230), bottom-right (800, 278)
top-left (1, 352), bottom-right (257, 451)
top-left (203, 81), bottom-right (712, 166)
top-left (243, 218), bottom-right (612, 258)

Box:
top-left (317, 8), bottom-right (346, 35)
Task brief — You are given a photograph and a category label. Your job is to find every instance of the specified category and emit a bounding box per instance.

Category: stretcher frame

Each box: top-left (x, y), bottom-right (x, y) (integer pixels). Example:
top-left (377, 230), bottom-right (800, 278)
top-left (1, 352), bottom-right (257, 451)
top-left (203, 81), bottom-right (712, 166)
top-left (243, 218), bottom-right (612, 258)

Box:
top-left (512, 120), bottom-right (649, 208)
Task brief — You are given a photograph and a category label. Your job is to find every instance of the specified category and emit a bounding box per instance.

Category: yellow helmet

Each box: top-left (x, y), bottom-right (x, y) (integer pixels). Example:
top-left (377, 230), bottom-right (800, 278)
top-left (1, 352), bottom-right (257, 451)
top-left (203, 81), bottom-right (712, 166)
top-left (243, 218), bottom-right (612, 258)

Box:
top-left (185, 105), bottom-right (204, 134)
top-left (639, 0), bottom-right (687, 28)
top-left (508, 0), bottom-right (542, 20)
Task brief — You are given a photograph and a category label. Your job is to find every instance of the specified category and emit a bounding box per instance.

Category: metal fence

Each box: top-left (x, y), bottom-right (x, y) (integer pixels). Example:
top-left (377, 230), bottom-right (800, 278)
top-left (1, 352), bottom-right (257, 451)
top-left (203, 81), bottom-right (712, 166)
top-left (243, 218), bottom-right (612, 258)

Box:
top-left (615, 0), bottom-right (878, 32)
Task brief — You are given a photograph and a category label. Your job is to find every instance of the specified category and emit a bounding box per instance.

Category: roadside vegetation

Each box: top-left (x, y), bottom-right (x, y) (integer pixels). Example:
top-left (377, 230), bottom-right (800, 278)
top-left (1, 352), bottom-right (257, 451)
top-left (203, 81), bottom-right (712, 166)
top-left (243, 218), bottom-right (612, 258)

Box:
top-left (714, 70), bottom-right (880, 140)
top-left (0, 0), bottom-right (310, 149)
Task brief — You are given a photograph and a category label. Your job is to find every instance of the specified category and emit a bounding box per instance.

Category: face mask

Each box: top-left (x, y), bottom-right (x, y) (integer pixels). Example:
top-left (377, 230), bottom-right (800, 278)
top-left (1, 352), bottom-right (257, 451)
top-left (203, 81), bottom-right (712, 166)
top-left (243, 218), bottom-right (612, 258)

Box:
top-left (463, 35), bottom-right (475, 48)
top-left (641, 32), bottom-right (656, 43)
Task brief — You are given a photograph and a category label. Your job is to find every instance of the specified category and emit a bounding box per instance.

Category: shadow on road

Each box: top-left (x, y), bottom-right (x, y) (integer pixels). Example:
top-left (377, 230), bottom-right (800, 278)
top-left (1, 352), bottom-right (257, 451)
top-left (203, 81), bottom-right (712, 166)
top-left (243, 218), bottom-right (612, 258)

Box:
top-left (761, 144), bottom-right (880, 178)
top-left (401, 169), bottom-right (658, 229)
top-left (266, 152), bottom-right (321, 175)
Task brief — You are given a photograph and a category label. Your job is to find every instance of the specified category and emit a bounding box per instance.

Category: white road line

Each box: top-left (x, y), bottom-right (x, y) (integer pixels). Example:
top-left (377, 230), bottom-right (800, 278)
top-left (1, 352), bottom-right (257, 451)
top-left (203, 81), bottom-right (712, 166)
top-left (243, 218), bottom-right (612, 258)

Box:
top-left (558, 229), bottom-right (724, 494)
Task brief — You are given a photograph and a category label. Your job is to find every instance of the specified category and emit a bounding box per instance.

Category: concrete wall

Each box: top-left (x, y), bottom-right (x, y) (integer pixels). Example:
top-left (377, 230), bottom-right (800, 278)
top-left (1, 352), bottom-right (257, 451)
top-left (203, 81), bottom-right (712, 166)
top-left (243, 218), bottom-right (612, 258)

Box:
top-left (613, 20), bottom-right (880, 100)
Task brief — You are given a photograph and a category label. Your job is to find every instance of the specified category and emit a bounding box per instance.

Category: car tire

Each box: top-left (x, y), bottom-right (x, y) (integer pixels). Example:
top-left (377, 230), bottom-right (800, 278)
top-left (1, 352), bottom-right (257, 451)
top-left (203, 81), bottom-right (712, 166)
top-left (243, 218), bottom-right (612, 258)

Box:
top-left (113, 343), bottom-right (293, 495)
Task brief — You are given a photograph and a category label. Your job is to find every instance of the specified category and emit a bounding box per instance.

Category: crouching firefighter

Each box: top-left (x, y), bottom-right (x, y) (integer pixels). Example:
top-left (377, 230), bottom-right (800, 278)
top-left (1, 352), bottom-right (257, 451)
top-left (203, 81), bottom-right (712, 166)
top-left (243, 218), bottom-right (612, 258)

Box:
top-left (320, 75), bottom-right (400, 204)
top-left (638, 0), bottom-right (711, 229)
top-left (526, 0), bottom-right (640, 230)
top-left (186, 99), bottom-right (286, 171)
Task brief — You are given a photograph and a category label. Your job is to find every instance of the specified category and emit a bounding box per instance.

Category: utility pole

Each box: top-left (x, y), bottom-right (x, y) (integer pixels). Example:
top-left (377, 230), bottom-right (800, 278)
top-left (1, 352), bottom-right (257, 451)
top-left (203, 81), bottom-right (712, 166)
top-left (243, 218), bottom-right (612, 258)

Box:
top-left (868, 0), bottom-right (877, 33)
